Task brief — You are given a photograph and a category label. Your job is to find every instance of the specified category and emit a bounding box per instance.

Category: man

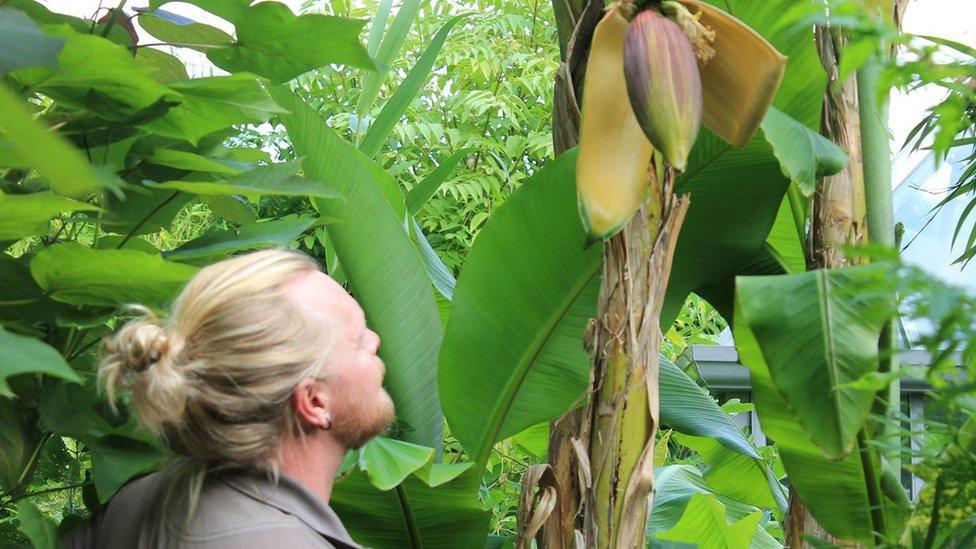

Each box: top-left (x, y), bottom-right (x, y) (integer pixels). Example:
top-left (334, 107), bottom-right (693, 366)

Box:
top-left (66, 249), bottom-right (395, 548)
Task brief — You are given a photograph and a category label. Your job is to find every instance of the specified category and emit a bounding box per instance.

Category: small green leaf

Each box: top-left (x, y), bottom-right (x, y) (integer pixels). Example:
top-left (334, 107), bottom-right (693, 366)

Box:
top-left (359, 437), bottom-right (434, 491)
top-left (146, 149), bottom-right (242, 174)
top-left (205, 2), bottom-right (376, 83)
top-left (30, 243), bottom-right (199, 307)
top-left (0, 192), bottom-right (100, 240)
top-left (201, 195), bottom-right (257, 225)
top-left (143, 73), bottom-right (286, 144)
top-left (138, 11), bottom-right (234, 50)
top-left (405, 148), bottom-right (473, 214)
top-left (166, 216), bottom-right (316, 263)
top-left (412, 461), bottom-right (473, 488)
top-left (360, 16), bottom-right (464, 158)
top-left (135, 47), bottom-right (188, 83)
top-left (760, 106), bottom-right (848, 197)
top-left (154, 159), bottom-right (341, 199)
top-left (15, 502), bottom-right (58, 549)
top-left (11, 28), bottom-right (181, 120)
top-left (0, 7), bottom-right (64, 74)
top-left (0, 327), bottom-right (81, 397)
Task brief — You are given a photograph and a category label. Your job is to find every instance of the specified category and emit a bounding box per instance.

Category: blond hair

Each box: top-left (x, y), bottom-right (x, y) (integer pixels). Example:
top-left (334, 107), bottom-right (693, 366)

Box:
top-left (98, 248), bottom-right (329, 544)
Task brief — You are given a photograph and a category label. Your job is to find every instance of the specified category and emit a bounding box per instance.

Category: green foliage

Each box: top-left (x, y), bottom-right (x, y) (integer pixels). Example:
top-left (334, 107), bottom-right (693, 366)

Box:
top-left (0, 0), bottom-right (375, 540)
top-left (273, 88), bottom-right (445, 449)
top-left (438, 149), bottom-right (600, 475)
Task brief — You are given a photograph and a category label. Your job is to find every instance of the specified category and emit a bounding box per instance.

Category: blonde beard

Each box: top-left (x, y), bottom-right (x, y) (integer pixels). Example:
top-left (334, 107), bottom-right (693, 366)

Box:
top-left (331, 387), bottom-right (396, 449)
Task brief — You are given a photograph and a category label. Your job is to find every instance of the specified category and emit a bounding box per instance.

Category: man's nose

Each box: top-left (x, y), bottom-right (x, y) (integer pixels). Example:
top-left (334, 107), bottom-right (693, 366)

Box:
top-left (370, 330), bottom-right (381, 353)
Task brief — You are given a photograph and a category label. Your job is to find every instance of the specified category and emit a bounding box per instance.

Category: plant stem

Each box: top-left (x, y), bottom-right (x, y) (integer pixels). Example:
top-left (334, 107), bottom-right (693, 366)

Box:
top-left (117, 191), bottom-right (181, 249)
top-left (858, 47), bottom-right (901, 475)
top-left (922, 474), bottom-right (944, 549)
top-left (856, 430), bottom-right (887, 546)
top-left (99, 0), bottom-right (128, 38)
top-left (9, 482), bottom-right (91, 504)
top-left (786, 182), bottom-right (807, 260)
top-left (395, 484), bottom-right (423, 549)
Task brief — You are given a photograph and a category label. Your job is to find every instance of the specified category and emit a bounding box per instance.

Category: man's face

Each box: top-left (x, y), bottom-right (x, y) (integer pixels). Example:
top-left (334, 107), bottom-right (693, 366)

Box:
top-left (286, 270), bottom-right (395, 448)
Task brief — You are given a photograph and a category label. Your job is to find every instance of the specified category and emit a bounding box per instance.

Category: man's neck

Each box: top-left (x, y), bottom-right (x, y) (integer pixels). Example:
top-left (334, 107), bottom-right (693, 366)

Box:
top-left (277, 433), bottom-right (347, 504)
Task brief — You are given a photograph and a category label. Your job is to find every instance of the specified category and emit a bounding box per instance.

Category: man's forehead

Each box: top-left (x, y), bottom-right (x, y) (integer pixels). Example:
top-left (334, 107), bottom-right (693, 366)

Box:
top-left (284, 270), bottom-right (361, 320)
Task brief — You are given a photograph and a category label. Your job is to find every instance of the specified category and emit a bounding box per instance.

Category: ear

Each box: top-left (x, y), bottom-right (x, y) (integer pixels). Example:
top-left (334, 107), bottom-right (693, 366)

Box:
top-left (292, 378), bottom-right (332, 429)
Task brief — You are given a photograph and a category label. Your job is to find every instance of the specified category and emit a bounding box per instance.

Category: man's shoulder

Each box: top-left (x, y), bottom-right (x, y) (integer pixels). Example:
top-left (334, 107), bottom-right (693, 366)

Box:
top-left (98, 469), bottom-right (341, 548)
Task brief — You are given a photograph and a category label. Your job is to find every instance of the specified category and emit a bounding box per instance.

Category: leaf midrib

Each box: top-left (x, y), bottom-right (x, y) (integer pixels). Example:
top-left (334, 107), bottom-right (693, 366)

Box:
top-left (816, 271), bottom-right (844, 450)
top-left (474, 265), bottom-right (600, 473)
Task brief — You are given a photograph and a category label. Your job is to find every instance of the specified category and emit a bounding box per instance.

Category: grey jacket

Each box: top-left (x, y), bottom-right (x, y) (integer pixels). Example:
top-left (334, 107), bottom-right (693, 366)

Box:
top-left (64, 468), bottom-right (363, 549)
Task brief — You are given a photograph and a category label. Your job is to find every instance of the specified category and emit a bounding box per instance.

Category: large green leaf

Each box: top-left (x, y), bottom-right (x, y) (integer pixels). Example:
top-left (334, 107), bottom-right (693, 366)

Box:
top-left (101, 187), bottom-right (195, 239)
top-left (662, 0), bottom-right (827, 326)
top-left (0, 192), bottom-right (99, 240)
top-left (89, 434), bottom-right (166, 502)
top-left (0, 327), bottom-right (81, 397)
top-left (734, 294), bottom-right (878, 543)
top-left (0, 398), bottom-right (42, 493)
top-left (331, 469), bottom-right (489, 549)
top-left (439, 149), bottom-right (601, 473)
top-left (273, 88), bottom-right (443, 449)
top-left (660, 357), bottom-right (759, 459)
top-left (764, 193), bottom-right (806, 274)
top-left (0, 83), bottom-right (107, 197)
top-left (359, 16), bottom-right (463, 158)
top-left (654, 493), bottom-right (762, 549)
top-left (30, 243), bottom-right (198, 307)
top-left (675, 434), bottom-right (779, 510)
top-left (735, 266), bottom-right (890, 458)
top-left (0, 6), bottom-right (63, 74)
top-left (38, 380), bottom-right (114, 441)
top-left (649, 465), bottom-right (781, 549)
top-left (659, 357), bottom-right (787, 511)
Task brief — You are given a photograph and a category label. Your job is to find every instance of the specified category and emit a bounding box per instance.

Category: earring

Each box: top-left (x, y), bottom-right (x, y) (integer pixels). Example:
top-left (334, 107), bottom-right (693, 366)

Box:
top-left (321, 415), bottom-right (332, 431)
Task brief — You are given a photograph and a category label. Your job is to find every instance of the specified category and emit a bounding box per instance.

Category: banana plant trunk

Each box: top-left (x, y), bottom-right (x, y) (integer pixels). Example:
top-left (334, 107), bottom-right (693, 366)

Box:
top-left (788, 22), bottom-right (868, 548)
top-left (542, 1), bottom-right (690, 547)
top-left (581, 173), bottom-right (688, 548)
top-left (788, 1), bottom-right (908, 545)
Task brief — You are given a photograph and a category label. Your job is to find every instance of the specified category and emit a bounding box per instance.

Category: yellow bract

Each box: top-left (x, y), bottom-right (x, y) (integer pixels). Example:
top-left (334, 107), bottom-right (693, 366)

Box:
top-left (576, 3), bottom-right (654, 244)
top-left (677, 0), bottom-right (787, 147)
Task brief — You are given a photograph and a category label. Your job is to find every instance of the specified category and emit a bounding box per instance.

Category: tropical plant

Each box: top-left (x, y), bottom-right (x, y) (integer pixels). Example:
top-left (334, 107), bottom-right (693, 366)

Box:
top-left (2, 0), bottom-right (973, 548)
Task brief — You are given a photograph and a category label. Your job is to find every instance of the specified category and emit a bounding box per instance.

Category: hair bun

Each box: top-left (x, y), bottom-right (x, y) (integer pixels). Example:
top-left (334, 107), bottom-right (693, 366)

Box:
top-left (99, 306), bottom-right (189, 432)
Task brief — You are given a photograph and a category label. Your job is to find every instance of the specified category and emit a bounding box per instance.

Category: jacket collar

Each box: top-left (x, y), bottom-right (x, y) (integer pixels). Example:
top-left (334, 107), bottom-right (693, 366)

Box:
top-left (218, 468), bottom-right (363, 549)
